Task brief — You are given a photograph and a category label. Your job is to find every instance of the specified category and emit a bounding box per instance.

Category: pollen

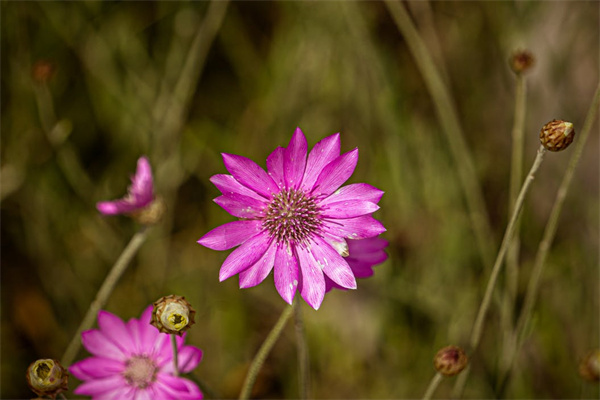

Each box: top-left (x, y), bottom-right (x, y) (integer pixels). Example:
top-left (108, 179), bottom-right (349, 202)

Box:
top-left (263, 189), bottom-right (321, 245)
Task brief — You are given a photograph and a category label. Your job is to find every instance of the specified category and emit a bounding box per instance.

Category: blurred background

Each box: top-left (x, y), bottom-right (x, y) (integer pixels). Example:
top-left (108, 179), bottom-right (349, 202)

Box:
top-left (1, 1), bottom-right (598, 398)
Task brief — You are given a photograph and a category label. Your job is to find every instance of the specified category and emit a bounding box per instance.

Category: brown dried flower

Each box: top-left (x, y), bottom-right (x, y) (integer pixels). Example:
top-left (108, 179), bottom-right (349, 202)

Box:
top-left (150, 295), bottom-right (196, 336)
top-left (26, 359), bottom-right (69, 399)
top-left (433, 345), bottom-right (468, 377)
top-left (540, 119), bottom-right (575, 152)
top-left (510, 50), bottom-right (535, 74)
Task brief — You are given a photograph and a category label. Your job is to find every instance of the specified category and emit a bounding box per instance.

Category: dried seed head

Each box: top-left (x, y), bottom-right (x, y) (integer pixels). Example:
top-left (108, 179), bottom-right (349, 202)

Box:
top-left (579, 349), bottom-right (600, 382)
top-left (434, 346), bottom-right (468, 377)
top-left (26, 359), bottom-right (69, 399)
top-left (150, 295), bottom-right (196, 336)
top-left (510, 50), bottom-right (535, 74)
top-left (540, 119), bottom-right (575, 152)
top-left (131, 196), bottom-right (166, 225)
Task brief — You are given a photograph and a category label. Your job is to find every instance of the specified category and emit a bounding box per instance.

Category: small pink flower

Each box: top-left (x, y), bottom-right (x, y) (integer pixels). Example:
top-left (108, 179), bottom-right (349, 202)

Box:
top-left (198, 128), bottom-right (386, 309)
top-left (97, 157), bottom-right (154, 215)
top-left (69, 306), bottom-right (203, 400)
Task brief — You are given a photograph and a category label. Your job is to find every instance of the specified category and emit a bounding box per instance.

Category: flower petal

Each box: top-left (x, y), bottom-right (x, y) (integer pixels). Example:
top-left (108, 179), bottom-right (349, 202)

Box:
top-left (69, 357), bottom-right (124, 380)
top-left (310, 236), bottom-right (356, 289)
top-left (210, 174), bottom-right (265, 202)
top-left (322, 215), bottom-right (386, 240)
top-left (284, 128), bottom-right (308, 189)
top-left (214, 193), bottom-right (267, 218)
top-left (222, 153), bottom-right (279, 199)
top-left (81, 329), bottom-right (127, 361)
top-left (347, 237), bottom-right (389, 254)
top-left (161, 346), bottom-right (203, 374)
top-left (219, 232), bottom-right (272, 281)
top-left (300, 133), bottom-right (341, 191)
top-left (321, 200), bottom-right (379, 219)
top-left (130, 156), bottom-right (154, 205)
top-left (97, 199), bottom-right (141, 215)
top-left (319, 183), bottom-right (384, 206)
top-left (273, 243), bottom-right (299, 304)
top-left (73, 375), bottom-right (128, 396)
top-left (266, 147), bottom-right (286, 189)
top-left (155, 374), bottom-right (203, 400)
top-left (97, 310), bottom-right (136, 356)
top-left (239, 241), bottom-right (277, 288)
top-left (296, 245), bottom-right (326, 310)
top-left (312, 149), bottom-right (358, 197)
top-left (197, 220), bottom-right (263, 251)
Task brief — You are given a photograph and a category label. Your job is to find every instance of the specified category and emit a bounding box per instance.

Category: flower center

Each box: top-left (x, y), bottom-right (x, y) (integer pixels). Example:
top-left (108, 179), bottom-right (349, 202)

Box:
top-left (263, 189), bottom-right (321, 245)
top-left (123, 355), bottom-right (157, 389)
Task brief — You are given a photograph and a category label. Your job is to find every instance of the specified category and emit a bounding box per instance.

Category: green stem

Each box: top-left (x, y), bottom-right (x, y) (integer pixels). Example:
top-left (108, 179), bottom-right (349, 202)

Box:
top-left (452, 146), bottom-right (547, 398)
top-left (61, 227), bottom-right (149, 366)
top-left (238, 303), bottom-right (294, 400)
top-left (422, 372), bottom-right (444, 400)
top-left (172, 334), bottom-right (180, 377)
top-left (294, 300), bottom-right (310, 399)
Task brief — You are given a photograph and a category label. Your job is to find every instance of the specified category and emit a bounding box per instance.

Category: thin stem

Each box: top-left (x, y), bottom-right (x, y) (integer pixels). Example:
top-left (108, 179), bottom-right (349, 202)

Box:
top-left (238, 303), bottom-right (294, 400)
top-left (422, 372), bottom-right (444, 400)
top-left (294, 299), bottom-right (310, 399)
top-left (384, 0), bottom-right (495, 270)
top-left (61, 227), bottom-right (149, 366)
top-left (59, 393), bottom-right (67, 400)
top-left (171, 334), bottom-right (180, 377)
top-left (452, 146), bottom-right (547, 398)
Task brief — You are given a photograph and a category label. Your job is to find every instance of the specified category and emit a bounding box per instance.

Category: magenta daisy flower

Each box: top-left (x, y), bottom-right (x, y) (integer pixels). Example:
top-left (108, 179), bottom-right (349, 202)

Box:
top-left (69, 306), bottom-right (203, 400)
top-left (198, 128), bottom-right (386, 309)
top-left (97, 157), bottom-right (154, 215)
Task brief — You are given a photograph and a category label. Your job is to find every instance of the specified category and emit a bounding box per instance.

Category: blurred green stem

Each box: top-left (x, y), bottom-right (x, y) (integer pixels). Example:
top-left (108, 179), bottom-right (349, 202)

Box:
top-left (453, 145), bottom-right (547, 398)
top-left (61, 227), bottom-right (149, 366)
top-left (239, 303), bottom-right (294, 400)
top-left (422, 372), bottom-right (443, 400)
top-left (498, 83), bottom-right (600, 392)
top-left (172, 334), bottom-right (180, 377)
top-left (384, 0), bottom-right (495, 269)
top-left (294, 299), bottom-right (310, 399)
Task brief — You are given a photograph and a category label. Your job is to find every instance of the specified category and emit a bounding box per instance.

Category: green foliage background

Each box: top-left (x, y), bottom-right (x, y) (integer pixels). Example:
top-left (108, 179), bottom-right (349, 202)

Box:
top-left (1, 1), bottom-right (598, 398)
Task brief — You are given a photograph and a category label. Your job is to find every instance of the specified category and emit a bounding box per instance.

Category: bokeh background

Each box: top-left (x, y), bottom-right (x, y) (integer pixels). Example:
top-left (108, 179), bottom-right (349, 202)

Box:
top-left (1, 1), bottom-right (598, 398)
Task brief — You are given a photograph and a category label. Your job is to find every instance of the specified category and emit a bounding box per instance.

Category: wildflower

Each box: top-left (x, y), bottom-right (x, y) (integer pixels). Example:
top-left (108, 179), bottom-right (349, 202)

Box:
top-left (326, 236), bottom-right (389, 292)
top-left (69, 306), bottom-right (203, 399)
top-left (540, 119), bottom-right (575, 152)
top-left (97, 157), bottom-right (165, 224)
top-left (26, 359), bottom-right (69, 399)
top-left (198, 128), bottom-right (385, 309)
top-left (433, 346), bottom-right (468, 377)
top-left (151, 295), bottom-right (196, 336)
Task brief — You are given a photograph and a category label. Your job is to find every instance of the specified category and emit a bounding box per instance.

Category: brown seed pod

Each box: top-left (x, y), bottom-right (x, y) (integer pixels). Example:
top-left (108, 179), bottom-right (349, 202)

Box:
top-left (433, 345), bottom-right (468, 377)
top-left (540, 119), bottom-right (575, 152)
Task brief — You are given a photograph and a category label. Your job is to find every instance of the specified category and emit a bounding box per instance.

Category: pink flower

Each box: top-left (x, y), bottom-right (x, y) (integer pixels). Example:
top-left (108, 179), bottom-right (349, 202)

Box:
top-left (69, 306), bottom-right (203, 400)
top-left (198, 128), bottom-right (386, 309)
top-left (97, 157), bottom-right (154, 215)
top-left (326, 236), bottom-right (389, 292)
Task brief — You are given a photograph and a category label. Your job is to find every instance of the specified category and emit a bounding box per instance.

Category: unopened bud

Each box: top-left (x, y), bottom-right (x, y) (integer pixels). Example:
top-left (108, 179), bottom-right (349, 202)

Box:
top-left (26, 359), bottom-right (69, 399)
top-left (151, 295), bottom-right (196, 336)
top-left (540, 119), bottom-right (575, 152)
top-left (510, 50), bottom-right (535, 74)
top-left (433, 346), bottom-right (468, 377)
top-left (579, 349), bottom-right (600, 382)
top-left (131, 196), bottom-right (166, 225)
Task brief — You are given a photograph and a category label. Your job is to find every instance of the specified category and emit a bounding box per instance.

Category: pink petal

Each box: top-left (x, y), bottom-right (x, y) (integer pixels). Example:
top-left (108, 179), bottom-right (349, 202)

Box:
top-left (137, 306), bottom-right (162, 353)
top-left (155, 374), bottom-right (203, 400)
top-left (266, 147), bottom-right (286, 189)
top-left (296, 245), bottom-right (326, 310)
top-left (284, 128), bottom-right (308, 189)
top-left (69, 357), bottom-right (124, 380)
top-left (347, 237), bottom-right (389, 254)
top-left (210, 174), bottom-right (265, 202)
top-left (130, 156), bottom-right (154, 205)
top-left (322, 215), bottom-right (386, 240)
top-left (273, 243), bottom-right (299, 304)
top-left (73, 375), bottom-right (128, 396)
top-left (321, 200), bottom-right (379, 219)
top-left (97, 199), bottom-right (141, 215)
top-left (161, 346), bottom-right (203, 374)
top-left (319, 183), bottom-right (384, 206)
top-left (133, 388), bottom-right (157, 400)
top-left (219, 232), bottom-right (273, 281)
top-left (81, 329), bottom-right (127, 361)
top-left (300, 133), bottom-right (341, 191)
top-left (239, 241), bottom-right (277, 288)
top-left (222, 153), bottom-right (279, 199)
top-left (312, 149), bottom-right (358, 197)
top-left (310, 236), bottom-right (356, 289)
top-left (197, 220), bottom-right (263, 251)
top-left (214, 193), bottom-right (267, 218)
top-left (98, 310), bottom-right (136, 356)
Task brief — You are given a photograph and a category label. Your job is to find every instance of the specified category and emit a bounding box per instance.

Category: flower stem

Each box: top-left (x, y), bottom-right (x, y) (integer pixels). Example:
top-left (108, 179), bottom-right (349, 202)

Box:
top-left (294, 299), bottom-right (310, 399)
top-left (238, 303), bottom-right (294, 400)
top-left (422, 372), bottom-right (444, 400)
top-left (61, 227), bottom-right (149, 366)
top-left (171, 334), bottom-right (180, 377)
top-left (452, 146), bottom-right (547, 398)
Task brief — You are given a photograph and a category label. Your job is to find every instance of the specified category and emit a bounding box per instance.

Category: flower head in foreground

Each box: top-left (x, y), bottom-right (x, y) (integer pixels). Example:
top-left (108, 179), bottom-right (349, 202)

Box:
top-left (69, 306), bottom-right (203, 400)
top-left (26, 359), bottom-right (69, 399)
top-left (97, 157), bottom-right (164, 223)
top-left (198, 128), bottom-right (386, 309)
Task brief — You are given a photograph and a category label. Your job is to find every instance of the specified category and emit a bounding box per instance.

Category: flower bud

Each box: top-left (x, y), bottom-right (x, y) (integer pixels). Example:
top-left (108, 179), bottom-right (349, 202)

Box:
top-left (151, 295), bottom-right (196, 336)
top-left (540, 119), bottom-right (575, 152)
top-left (433, 346), bottom-right (468, 377)
top-left (579, 349), bottom-right (600, 382)
top-left (131, 196), bottom-right (166, 225)
top-left (26, 359), bottom-right (69, 399)
top-left (509, 50), bottom-right (534, 74)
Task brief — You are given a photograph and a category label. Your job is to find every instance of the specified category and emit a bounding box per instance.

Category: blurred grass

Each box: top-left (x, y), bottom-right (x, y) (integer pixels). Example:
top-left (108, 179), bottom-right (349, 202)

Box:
top-left (1, 1), bottom-right (598, 398)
